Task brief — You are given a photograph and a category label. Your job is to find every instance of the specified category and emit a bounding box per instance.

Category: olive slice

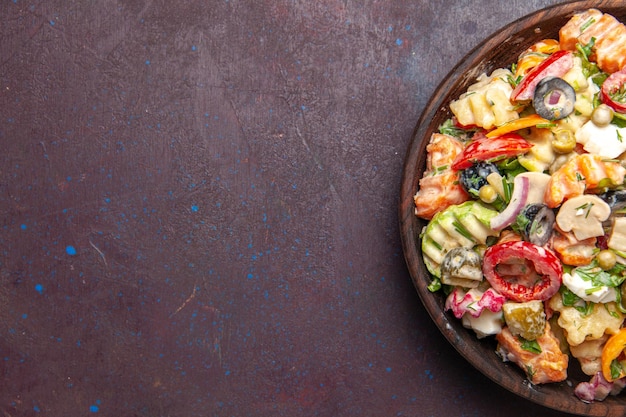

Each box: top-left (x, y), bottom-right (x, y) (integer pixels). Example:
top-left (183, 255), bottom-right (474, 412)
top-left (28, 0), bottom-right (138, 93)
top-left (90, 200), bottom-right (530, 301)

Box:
top-left (600, 189), bottom-right (626, 211)
top-left (520, 203), bottom-right (555, 246)
top-left (533, 76), bottom-right (576, 120)
top-left (459, 161), bottom-right (500, 196)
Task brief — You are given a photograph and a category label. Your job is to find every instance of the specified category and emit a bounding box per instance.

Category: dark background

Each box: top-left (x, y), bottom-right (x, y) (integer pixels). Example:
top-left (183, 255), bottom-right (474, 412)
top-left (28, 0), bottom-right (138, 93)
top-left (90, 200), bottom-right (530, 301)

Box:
top-left (0, 1), bottom-right (586, 416)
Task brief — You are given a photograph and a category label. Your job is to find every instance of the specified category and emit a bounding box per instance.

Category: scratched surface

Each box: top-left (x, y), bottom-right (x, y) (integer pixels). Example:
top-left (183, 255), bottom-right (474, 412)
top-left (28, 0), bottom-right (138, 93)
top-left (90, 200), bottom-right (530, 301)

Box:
top-left (0, 1), bottom-right (580, 416)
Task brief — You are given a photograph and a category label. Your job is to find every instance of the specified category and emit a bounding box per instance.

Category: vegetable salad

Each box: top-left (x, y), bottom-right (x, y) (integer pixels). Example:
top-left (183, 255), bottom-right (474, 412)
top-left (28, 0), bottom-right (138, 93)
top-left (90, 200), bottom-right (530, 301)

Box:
top-left (413, 8), bottom-right (626, 402)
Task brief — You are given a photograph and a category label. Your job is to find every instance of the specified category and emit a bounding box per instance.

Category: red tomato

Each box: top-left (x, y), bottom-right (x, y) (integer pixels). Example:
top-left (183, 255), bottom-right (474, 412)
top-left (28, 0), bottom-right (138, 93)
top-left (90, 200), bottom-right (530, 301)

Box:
top-left (511, 50), bottom-right (574, 101)
top-left (451, 133), bottom-right (533, 170)
top-left (601, 67), bottom-right (626, 113)
top-left (482, 241), bottom-right (563, 303)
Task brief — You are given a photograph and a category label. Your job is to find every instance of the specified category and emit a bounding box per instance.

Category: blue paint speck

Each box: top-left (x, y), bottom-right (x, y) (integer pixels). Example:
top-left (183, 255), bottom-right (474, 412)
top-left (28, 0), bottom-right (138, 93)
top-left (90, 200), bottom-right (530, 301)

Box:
top-left (145, 60), bottom-right (151, 65)
top-left (66, 245), bottom-right (77, 256)
top-left (395, 38), bottom-right (403, 46)
top-left (89, 405), bottom-right (99, 413)
top-left (191, 45), bottom-right (197, 51)
top-left (49, 20), bottom-right (55, 26)
top-left (33, 405), bottom-right (41, 412)
top-left (35, 284), bottom-right (44, 294)
top-left (191, 205), bottom-right (199, 212)
top-left (20, 224), bottom-right (27, 230)
top-left (386, 367), bottom-right (392, 372)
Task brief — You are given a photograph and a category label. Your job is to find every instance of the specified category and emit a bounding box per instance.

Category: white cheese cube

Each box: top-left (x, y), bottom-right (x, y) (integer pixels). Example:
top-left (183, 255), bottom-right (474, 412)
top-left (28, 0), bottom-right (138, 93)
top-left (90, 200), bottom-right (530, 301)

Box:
top-left (575, 120), bottom-right (626, 159)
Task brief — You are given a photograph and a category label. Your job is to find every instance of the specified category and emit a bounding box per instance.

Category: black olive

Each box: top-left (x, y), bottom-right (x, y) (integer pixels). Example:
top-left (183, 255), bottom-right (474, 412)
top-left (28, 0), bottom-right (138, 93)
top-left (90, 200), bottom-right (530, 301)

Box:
top-left (599, 190), bottom-right (626, 211)
top-left (533, 76), bottom-right (576, 120)
top-left (520, 203), bottom-right (555, 246)
top-left (459, 161), bottom-right (500, 196)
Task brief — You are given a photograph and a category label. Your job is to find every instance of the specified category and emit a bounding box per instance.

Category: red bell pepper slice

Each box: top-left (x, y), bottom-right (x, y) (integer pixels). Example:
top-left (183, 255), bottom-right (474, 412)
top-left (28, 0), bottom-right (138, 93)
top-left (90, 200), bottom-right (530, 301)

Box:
top-left (510, 50), bottom-right (574, 101)
top-left (451, 132), bottom-right (533, 170)
top-left (482, 240), bottom-right (562, 302)
top-left (601, 67), bottom-right (626, 113)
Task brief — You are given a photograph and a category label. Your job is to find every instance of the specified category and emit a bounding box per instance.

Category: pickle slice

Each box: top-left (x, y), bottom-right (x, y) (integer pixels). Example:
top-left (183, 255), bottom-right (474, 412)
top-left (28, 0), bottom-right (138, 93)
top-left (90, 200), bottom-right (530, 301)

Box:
top-left (502, 300), bottom-right (546, 341)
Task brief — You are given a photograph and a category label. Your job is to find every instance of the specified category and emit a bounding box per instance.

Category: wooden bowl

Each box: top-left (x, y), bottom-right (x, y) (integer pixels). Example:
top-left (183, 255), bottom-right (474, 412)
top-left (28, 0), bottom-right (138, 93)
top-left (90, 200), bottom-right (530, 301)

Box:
top-left (399, 1), bottom-right (626, 416)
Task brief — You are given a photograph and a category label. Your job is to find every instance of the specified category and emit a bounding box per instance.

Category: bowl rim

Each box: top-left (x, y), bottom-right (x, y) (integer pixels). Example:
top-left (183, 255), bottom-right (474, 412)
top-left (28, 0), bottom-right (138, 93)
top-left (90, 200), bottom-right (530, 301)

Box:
top-left (399, 1), bottom-right (626, 415)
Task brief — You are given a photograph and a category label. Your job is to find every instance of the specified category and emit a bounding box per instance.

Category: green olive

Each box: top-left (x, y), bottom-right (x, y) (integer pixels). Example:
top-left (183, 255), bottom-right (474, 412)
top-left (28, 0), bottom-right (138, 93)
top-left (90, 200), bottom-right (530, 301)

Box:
top-left (552, 129), bottom-right (576, 154)
top-left (478, 184), bottom-right (498, 204)
top-left (597, 249), bottom-right (617, 271)
top-left (591, 104), bottom-right (615, 127)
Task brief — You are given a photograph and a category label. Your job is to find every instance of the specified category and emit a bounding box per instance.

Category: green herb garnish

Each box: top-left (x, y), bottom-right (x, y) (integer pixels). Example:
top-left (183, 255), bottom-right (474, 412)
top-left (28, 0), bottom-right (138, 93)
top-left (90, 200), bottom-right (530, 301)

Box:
top-left (518, 336), bottom-right (542, 354)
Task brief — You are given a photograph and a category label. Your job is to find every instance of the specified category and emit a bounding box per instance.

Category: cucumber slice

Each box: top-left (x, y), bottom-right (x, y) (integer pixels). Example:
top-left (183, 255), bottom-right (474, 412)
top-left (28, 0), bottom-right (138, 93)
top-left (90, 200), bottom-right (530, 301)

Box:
top-left (438, 210), bottom-right (476, 247)
top-left (420, 201), bottom-right (500, 279)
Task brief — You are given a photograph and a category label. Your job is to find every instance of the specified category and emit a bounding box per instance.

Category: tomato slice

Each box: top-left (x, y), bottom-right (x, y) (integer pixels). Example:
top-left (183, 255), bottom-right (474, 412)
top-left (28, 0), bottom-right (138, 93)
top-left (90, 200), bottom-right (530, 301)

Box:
top-left (451, 133), bottom-right (533, 170)
top-left (601, 67), bottom-right (626, 113)
top-left (482, 240), bottom-right (563, 302)
top-left (511, 50), bottom-right (574, 102)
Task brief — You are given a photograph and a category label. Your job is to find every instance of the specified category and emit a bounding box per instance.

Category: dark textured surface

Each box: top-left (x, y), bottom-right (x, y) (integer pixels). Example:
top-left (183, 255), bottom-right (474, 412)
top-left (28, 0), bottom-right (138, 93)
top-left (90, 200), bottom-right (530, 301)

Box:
top-left (0, 1), bottom-right (585, 416)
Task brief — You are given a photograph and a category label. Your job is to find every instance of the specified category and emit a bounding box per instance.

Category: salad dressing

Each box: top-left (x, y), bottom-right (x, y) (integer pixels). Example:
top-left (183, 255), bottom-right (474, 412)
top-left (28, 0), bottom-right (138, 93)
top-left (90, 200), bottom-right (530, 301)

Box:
top-left (414, 8), bottom-right (626, 403)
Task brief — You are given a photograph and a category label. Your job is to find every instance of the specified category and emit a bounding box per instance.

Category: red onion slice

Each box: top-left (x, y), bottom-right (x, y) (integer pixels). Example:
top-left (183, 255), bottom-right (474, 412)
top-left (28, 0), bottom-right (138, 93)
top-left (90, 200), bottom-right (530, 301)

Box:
top-left (490, 175), bottom-right (530, 231)
top-left (548, 90), bottom-right (562, 105)
top-left (445, 287), bottom-right (506, 319)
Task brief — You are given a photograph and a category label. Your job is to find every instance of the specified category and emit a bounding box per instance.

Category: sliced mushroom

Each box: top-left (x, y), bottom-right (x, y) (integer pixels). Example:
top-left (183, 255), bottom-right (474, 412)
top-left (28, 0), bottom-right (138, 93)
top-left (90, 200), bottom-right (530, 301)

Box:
top-left (556, 195), bottom-right (611, 241)
top-left (608, 217), bottom-right (626, 252)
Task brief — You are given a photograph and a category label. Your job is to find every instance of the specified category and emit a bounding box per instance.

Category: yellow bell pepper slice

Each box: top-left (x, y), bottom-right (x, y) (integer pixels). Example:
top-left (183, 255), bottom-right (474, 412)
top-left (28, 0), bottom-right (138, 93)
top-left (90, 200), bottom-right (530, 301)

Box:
top-left (601, 328), bottom-right (626, 382)
top-left (515, 39), bottom-right (560, 77)
top-left (485, 114), bottom-right (550, 138)
top-left (515, 54), bottom-right (547, 78)
top-left (528, 39), bottom-right (560, 54)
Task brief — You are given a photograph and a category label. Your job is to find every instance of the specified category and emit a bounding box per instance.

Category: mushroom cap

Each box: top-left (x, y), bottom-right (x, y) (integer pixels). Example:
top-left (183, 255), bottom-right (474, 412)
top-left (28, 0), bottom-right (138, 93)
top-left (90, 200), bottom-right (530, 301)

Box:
top-left (555, 194), bottom-right (611, 241)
